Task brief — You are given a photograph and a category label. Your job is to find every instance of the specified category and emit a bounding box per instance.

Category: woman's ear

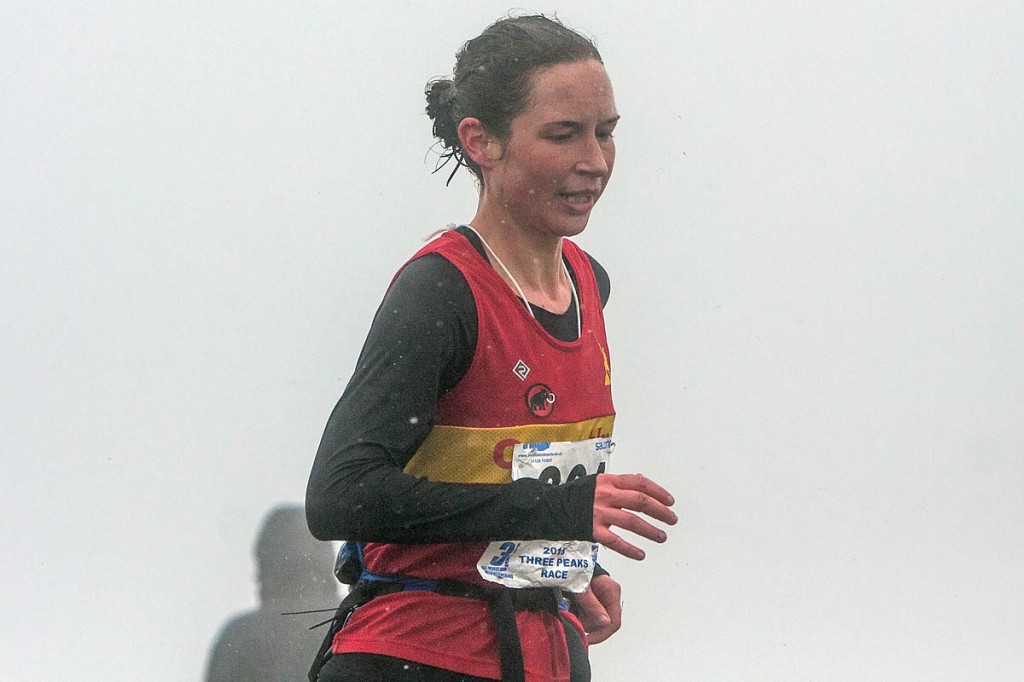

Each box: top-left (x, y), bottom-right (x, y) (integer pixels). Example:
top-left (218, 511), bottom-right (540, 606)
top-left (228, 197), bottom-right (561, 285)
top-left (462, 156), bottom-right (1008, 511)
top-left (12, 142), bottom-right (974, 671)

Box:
top-left (458, 117), bottom-right (503, 168)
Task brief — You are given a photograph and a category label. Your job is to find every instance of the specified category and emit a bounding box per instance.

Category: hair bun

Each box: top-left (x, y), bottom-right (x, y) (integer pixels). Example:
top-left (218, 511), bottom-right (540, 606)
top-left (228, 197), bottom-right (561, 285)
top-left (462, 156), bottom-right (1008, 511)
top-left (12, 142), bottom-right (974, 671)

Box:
top-left (425, 78), bottom-right (456, 121)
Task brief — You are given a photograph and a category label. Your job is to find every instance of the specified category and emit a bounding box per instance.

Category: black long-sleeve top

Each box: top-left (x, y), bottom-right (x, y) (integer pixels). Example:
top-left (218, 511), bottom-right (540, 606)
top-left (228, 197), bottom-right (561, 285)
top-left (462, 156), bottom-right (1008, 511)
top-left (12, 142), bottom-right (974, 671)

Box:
top-left (305, 226), bottom-right (611, 545)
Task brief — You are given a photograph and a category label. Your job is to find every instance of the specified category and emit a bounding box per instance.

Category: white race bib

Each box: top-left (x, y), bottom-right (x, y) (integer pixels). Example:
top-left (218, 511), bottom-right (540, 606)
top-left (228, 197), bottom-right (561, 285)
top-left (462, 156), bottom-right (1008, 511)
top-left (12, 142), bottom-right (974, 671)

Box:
top-left (477, 437), bottom-right (613, 593)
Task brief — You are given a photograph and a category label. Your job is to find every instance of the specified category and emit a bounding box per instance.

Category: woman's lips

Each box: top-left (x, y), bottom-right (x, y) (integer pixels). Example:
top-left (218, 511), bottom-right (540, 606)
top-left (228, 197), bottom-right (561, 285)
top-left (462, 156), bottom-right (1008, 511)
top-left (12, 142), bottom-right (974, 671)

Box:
top-left (558, 190), bottom-right (599, 211)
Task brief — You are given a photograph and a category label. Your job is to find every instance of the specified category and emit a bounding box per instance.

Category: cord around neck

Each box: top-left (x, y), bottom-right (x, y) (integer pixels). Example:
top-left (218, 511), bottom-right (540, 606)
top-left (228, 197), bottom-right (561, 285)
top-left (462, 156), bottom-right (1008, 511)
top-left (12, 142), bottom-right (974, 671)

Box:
top-left (463, 224), bottom-right (581, 338)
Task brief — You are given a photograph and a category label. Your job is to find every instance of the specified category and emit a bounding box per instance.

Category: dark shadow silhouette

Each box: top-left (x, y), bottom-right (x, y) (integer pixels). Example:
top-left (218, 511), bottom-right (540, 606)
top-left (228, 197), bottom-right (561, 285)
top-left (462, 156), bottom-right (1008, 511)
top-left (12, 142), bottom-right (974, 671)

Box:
top-left (205, 504), bottom-right (341, 682)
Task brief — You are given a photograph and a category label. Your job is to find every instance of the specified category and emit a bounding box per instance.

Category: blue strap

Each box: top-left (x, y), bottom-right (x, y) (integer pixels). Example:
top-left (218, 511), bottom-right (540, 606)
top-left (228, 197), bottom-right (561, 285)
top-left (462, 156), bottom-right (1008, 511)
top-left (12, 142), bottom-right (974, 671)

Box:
top-left (355, 541), bottom-right (439, 591)
top-left (358, 569), bottom-right (440, 591)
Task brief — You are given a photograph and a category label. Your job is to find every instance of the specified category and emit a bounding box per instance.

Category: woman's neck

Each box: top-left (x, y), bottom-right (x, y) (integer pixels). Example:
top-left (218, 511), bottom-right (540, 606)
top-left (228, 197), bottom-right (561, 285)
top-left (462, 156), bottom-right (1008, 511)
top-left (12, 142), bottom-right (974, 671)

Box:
top-left (468, 210), bottom-right (571, 314)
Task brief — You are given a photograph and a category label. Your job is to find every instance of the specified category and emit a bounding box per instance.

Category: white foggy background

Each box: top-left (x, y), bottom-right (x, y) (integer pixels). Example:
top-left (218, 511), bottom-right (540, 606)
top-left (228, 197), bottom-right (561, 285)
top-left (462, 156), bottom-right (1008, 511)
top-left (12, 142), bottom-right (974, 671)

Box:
top-left (2, 1), bottom-right (1022, 680)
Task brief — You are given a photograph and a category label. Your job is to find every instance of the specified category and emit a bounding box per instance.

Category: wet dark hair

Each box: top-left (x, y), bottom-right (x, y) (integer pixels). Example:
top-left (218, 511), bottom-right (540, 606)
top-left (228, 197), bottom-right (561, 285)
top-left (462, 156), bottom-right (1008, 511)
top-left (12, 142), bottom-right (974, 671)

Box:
top-left (425, 14), bottom-right (603, 185)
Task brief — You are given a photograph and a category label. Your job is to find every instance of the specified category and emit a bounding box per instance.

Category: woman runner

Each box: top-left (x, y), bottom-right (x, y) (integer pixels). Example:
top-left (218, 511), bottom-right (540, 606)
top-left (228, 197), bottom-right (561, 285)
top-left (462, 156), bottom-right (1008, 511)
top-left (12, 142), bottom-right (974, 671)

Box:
top-left (306, 14), bottom-right (677, 682)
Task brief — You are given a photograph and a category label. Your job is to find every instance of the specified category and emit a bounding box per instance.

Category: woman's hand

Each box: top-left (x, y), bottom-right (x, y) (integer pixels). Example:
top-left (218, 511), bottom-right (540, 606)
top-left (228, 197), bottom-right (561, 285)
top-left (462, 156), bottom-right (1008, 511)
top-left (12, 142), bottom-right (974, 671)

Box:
top-left (593, 473), bottom-right (677, 560)
top-left (574, 573), bottom-right (623, 644)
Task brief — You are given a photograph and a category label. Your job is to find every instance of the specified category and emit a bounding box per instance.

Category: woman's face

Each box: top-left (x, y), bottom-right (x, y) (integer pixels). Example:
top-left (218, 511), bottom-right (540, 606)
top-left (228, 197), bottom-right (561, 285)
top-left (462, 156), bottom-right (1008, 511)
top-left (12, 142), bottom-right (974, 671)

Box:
top-left (487, 59), bottom-right (618, 239)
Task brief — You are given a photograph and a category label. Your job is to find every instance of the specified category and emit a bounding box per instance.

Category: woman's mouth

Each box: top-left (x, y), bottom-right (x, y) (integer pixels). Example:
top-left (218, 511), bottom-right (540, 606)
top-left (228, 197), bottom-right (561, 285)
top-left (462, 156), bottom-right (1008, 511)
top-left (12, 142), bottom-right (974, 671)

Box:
top-left (558, 190), bottom-right (598, 211)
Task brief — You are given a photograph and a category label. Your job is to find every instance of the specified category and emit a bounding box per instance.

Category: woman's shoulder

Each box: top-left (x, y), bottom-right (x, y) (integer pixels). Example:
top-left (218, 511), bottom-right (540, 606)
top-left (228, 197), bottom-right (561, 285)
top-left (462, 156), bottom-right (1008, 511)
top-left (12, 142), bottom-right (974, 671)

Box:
top-left (584, 251), bottom-right (611, 307)
top-left (560, 237), bottom-right (611, 308)
top-left (389, 250), bottom-right (474, 311)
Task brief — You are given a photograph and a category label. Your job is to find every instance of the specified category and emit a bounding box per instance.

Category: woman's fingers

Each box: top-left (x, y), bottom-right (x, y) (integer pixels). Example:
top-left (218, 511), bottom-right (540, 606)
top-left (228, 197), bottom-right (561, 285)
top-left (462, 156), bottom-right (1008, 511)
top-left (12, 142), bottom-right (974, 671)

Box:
top-left (579, 575), bottom-right (622, 644)
top-left (614, 472), bottom-right (676, 506)
top-left (598, 507), bottom-right (668, 543)
top-left (593, 473), bottom-right (677, 560)
top-left (601, 487), bottom-right (678, 527)
top-left (574, 587), bottom-right (611, 632)
top-left (595, 474), bottom-right (678, 528)
top-left (594, 525), bottom-right (646, 561)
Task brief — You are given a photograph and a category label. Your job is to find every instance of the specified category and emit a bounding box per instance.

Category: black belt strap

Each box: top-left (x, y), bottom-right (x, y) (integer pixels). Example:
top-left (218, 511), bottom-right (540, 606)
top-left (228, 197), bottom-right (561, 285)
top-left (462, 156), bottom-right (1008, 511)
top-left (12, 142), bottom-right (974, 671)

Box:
top-left (433, 579), bottom-right (561, 682)
top-left (486, 590), bottom-right (524, 682)
top-left (308, 581), bottom-right (378, 682)
top-left (309, 579), bottom-right (561, 682)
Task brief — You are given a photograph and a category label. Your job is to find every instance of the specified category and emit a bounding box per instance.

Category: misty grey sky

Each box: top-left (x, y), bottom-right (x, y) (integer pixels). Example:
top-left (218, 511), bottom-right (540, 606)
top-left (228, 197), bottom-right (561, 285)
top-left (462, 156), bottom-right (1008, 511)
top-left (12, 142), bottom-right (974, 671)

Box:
top-left (2, 2), bottom-right (1022, 680)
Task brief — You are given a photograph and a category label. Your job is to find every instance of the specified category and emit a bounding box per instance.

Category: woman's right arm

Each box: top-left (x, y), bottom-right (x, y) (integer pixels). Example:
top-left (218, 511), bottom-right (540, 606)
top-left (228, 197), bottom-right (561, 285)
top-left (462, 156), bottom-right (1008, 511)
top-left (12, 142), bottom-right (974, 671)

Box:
top-left (305, 254), bottom-right (596, 544)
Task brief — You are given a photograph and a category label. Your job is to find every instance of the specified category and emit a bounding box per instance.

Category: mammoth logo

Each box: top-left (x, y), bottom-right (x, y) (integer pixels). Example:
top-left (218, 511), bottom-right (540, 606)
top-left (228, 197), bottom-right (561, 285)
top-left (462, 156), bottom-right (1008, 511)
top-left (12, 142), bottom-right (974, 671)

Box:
top-left (525, 383), bottom-right (556, 418)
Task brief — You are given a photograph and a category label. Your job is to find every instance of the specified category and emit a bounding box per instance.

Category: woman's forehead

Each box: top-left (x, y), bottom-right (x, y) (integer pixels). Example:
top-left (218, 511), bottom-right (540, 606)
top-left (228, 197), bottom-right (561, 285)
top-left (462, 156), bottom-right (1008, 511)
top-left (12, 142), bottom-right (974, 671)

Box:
top-left (523, 60), bottom-right (617, 121)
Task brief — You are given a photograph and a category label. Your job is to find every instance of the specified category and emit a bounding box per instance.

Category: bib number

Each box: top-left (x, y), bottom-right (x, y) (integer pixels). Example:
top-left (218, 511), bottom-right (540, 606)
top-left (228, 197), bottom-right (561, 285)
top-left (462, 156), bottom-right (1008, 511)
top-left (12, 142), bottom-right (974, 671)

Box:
top-left (477, 437), bottom-right (613, 593)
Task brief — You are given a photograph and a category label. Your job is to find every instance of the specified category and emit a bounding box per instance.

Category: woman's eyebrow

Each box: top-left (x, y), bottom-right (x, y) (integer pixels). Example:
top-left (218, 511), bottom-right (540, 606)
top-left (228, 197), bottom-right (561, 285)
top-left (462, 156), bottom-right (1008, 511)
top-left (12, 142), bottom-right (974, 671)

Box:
top-left (542, 115), bottom-right (621, 129)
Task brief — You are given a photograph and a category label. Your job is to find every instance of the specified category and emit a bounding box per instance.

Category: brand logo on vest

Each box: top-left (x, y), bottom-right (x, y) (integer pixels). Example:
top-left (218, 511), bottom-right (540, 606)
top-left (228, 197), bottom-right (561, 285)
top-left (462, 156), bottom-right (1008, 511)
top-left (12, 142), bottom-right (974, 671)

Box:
top-left (525, 383), bottom-right (556, 418)
top-left (598, 343), bottom-right (611, 386)
top-left (512, 359), bottom-right (531, 381)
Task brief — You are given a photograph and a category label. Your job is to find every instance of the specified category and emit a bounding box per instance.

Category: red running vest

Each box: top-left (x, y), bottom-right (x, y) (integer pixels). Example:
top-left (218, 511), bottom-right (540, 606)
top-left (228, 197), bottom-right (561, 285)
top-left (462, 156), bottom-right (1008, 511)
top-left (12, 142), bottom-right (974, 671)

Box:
top-left (332, 230), bottom-right (615, 682)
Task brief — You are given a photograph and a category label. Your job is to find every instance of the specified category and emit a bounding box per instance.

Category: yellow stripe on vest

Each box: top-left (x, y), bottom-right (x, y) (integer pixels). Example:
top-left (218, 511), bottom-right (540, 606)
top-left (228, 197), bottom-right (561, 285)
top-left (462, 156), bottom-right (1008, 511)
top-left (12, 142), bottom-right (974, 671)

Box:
top-left (404, 416), bottom-right (616, 483)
